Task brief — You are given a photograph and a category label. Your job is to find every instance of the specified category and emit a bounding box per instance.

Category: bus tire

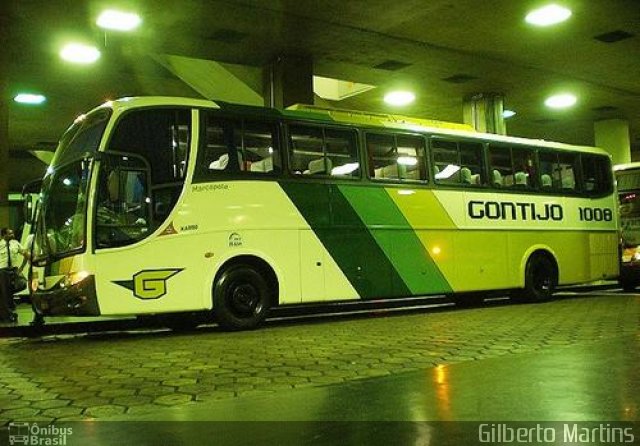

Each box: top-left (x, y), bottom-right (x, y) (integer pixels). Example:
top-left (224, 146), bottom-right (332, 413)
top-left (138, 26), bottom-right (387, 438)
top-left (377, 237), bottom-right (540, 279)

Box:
top-left (213, 264), bottom-right (270, 330)
top-left (521, 254), bottom-right (557, 302)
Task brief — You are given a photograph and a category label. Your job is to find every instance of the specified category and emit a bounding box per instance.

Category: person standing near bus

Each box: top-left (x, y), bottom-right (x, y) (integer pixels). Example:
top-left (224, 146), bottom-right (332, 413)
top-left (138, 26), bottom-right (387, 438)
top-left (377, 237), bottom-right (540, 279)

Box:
top-left (0, 227), bottom-right (29, 323)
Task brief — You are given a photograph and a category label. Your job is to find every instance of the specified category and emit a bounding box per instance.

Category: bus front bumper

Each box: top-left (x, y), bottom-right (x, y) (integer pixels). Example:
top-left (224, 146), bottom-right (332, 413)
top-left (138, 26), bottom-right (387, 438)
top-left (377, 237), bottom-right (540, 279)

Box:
top-left (31, 275), bottom-right (101, 316)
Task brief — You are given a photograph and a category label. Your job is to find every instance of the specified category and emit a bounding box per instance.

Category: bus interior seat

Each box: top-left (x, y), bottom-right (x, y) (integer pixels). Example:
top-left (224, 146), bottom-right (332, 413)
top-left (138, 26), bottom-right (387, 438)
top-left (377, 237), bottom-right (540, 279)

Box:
top-left (492, 169), bottom-right (503, 187)
top-left (461, 167), bottom-right (472, 184)
top-left (405, 169), bottom-right (419, 180)
top-left (250, 157), bottom-right (273, 173)
top-left (514, 171), bottom-right (528, 187)
top-left (585, 178), bottom-right (596, 191)
top-left (209, 153), bottom-right (229, 170)
top-left (561, 176), bottom-right (575, 190)
top-left (375, 163), bottom-right (406, 179)
top-left (306, 158), bottom-right (332, 175)
top-left (541, 174), bottom-right (552, 189)
top-left (470, 173), bottom-right (480, 184)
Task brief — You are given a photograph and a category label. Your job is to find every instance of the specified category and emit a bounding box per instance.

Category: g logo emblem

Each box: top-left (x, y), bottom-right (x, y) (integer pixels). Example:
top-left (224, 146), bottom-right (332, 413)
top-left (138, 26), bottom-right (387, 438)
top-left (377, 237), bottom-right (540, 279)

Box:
top-left (114, 268), bottom-right (183, 300)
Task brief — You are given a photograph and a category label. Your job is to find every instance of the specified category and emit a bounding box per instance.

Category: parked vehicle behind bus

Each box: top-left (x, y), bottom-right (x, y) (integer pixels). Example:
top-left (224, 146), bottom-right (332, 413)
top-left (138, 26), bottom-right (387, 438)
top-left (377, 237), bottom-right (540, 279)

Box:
top-left (614, 163), bottom-right (640, 290)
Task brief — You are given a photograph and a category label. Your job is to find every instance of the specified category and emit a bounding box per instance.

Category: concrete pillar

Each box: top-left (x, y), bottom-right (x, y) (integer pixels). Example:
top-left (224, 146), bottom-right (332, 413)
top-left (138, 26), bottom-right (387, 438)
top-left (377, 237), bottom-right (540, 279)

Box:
top-left (594, 119), bottom-right (630, 165)
top-left (263, 55), bottom-right (314, 109)
top-left (0, 7), bottom-right (10, 227)
top-left (463, 93), bottom-right (506, 135)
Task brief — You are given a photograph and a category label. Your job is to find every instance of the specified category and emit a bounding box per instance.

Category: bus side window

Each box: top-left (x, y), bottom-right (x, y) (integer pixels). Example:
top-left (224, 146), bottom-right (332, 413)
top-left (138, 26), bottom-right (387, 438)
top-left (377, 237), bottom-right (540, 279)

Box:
top-left (459, 141), bottom-right (484, 186)
top-left (367, 133), bottom-right (396, 180)
top-left (538, 152), bottom-right (558, 191)
top-left (581, 154), bottom-right (611, 195)
top-left (397, 135), bottom-right (426, 181)
top-left (512, 148), bottom-right (536, 188)
top-left (325, 128), bottom-right (359, 178)
top-left (107, 108), bottom-right (191, 232)
top-left (203, 120), bottom-right (241, 172)
top-left (558, 153), bottom-right (578, 191)
top-left (289, 125), bottom-right (324, 175)
top-left (242, 121), bottom-right (281, 174)
top-left (488, 144), bottom-right (513, 188)
top-left (432, 139), bottom-right (459, 184)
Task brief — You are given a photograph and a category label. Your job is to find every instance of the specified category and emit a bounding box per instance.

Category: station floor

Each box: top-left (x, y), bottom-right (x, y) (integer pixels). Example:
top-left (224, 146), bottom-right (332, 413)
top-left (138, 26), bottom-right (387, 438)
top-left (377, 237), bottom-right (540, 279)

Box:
top-left (0, 287), bottom-right (639, 444)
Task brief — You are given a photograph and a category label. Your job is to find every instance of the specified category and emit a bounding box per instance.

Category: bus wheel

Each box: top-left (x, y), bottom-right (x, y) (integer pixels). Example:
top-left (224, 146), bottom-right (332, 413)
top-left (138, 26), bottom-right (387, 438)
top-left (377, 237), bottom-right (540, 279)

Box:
top-left (213, 264), bottom-right (270, 330)
top-left (521, 254), bottom-right (557, 302)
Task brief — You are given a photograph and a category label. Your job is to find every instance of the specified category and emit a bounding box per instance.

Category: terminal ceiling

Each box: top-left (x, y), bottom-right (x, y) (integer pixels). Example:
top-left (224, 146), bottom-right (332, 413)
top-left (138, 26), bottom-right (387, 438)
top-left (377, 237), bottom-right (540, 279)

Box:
top-left (5, 0), bottom-right (640, 188)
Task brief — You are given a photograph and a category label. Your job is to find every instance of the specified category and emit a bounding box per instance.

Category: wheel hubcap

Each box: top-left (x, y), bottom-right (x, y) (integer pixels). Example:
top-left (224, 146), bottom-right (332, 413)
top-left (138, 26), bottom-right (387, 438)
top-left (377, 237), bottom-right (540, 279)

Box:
top-left (534, 265), bottom-right (551, 292)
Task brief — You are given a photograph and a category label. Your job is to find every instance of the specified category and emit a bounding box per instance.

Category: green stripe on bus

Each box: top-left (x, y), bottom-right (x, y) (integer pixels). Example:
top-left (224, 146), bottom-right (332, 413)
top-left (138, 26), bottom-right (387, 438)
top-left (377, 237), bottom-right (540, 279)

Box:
top-left (280, 181), bottom-right (409, 299)
top-left (338, 185), bottom-right (453, 295)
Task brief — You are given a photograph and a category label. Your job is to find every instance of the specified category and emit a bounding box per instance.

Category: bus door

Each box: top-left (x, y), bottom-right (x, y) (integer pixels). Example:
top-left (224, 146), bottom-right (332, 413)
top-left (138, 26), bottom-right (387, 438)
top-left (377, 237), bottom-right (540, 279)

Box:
top-left (92, 154), bottom-right (205, 315)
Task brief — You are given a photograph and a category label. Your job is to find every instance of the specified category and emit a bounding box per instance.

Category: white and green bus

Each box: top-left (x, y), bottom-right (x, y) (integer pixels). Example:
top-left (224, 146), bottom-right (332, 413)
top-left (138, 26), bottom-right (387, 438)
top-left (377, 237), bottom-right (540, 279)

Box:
top-left (28, 97), bottom-right (619, 330)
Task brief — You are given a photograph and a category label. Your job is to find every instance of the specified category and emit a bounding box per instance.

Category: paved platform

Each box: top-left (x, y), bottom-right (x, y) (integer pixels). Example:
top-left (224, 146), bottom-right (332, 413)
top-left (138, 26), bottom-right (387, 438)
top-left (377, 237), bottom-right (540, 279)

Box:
top-left (0, 288), bottom-right (638, 431)
top-left (80, 333), bottom-right (637, 445)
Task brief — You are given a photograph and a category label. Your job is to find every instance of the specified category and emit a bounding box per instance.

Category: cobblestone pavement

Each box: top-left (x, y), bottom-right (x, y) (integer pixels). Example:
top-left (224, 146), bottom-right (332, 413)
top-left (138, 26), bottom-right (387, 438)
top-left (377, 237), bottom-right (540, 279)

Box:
top-left (1, 292), bottom-right (639, 424)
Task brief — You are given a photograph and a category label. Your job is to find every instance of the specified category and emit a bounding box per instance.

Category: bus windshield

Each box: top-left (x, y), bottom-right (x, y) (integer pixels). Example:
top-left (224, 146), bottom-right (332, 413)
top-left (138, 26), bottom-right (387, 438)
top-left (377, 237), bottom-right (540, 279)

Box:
top-left (35, 159), bottom-right (91, 261)
top-left (34, 109), bottom-right (110, 262)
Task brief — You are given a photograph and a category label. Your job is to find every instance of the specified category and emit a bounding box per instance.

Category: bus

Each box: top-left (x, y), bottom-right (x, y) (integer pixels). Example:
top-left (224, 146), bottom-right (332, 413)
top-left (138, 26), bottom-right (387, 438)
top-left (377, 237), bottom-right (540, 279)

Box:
top-left (27, 96), bottom-right (619, 330)
top-left (614, 163), bottom-right (640, 290)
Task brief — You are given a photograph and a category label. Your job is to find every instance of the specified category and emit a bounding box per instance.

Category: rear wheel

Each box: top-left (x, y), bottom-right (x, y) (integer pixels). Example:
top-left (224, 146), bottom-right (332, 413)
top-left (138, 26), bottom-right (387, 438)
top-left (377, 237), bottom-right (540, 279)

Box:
top-left (520, 254), bottom-right (557, 302)
top-left (213, 264), bottom-right (271, 330)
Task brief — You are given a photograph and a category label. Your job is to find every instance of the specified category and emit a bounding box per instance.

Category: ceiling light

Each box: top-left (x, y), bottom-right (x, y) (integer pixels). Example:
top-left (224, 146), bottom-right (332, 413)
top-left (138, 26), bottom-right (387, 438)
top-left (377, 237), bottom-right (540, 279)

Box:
top-left (384, 91), bottom-right (415, 106)
top-left (502, 109), bottom-right (516, 118)
top-left (14, 93), bottom-right (46, 105)
top-left (97, 10), bottom-right (142, 31)
top-left (60, 43), bottom-right (101, 64)
top-left (525, 4), bottom-right (572, 26)
top-left (545, 93), bottom-right (577, 109)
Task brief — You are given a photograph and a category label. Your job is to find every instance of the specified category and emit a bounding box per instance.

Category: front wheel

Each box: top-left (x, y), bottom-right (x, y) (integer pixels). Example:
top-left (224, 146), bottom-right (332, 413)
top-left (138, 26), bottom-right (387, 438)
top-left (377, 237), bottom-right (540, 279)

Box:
top-left (520, 254), bottom-right (557, 303)
top-left (213, 264), bottom-right (271, 330)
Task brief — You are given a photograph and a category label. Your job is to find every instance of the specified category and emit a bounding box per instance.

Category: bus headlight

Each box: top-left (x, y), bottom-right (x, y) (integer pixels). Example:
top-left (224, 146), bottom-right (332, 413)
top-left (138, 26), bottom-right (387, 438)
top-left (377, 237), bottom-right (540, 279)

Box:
top-left (63, 270), bottom-right (90, 288)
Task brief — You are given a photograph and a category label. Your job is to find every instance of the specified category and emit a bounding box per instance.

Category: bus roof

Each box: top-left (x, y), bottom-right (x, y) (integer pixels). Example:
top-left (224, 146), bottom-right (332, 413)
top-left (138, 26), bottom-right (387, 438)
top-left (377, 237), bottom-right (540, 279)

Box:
top-left (101, 96), bottom-right (610, 157)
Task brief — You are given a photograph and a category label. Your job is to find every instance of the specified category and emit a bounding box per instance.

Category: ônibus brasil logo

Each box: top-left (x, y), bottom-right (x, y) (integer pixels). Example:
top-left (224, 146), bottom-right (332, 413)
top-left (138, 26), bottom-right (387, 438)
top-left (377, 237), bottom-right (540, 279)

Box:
top-left (8, 422), bottom-right (73, 445)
